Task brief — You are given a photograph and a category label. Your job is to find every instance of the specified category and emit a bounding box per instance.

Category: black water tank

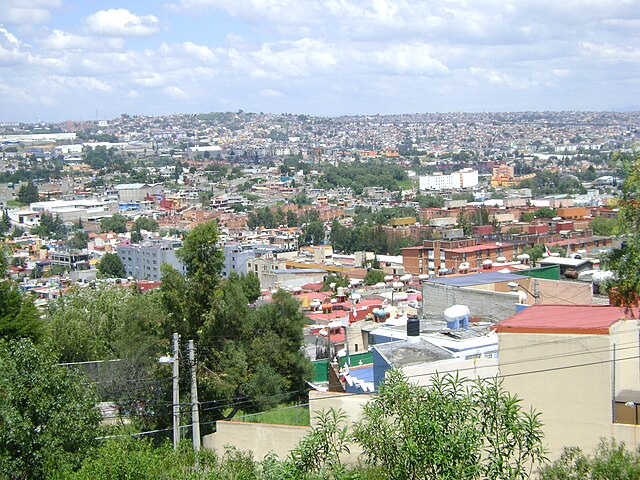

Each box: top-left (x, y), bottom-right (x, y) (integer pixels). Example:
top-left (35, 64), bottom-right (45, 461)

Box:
top-left (407, 316), bottom-right (420, 337)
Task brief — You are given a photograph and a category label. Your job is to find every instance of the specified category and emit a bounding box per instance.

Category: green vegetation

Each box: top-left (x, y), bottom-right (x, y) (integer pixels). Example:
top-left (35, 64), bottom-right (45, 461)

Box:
top-left (67, 230), bottom-right (89, 250)
top-left (329, 207), bottom-right (421, 255)
top-left (0, 280), bottom-right (42, 342)
top-left (100, 213), bottom-right (128, 233)
top-left (317, 160), bottom-right (409, 194)
top-left (134, 216), bottom-right (159, 232)
top-left (161, 220), bottom-right (311, 421)
top-left (17, 181), bottom-right (39, 204)
top-left (32, 212), bottom-right (67, 239)
top-left (97, 252), bottom-right (126, 278)
top-left (590, 216), bottom-right (616, 236)
top-left (518, 171), bottom-right (586, 196)
top-left (0, 339), bottom-right (101, 479)
top-left (605, 153), bottom-right (640, 307)
top-left (364, 269), bottom-right (385, 285)
top-left (540, 439), bottom-right (640, 479)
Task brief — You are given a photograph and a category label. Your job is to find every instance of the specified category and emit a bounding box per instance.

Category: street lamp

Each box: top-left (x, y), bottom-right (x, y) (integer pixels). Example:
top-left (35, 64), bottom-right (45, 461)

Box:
top-left (158, 333), bottom-right (180, 449)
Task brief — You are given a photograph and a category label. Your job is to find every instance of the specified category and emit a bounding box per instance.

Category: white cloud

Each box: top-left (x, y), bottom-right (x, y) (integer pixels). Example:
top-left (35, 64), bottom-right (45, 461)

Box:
top-left (259, 88), bottom-right (285, 97)
top-left (0, 0), bottom-right (62, 25)
top-left (85, 8), bottom-right (159, 37)
top-left (230, 38), bottom-right (337, 79)
top-left (40, 29), bottom-right (124, 51)
top-left (163, 85), bottom-right (189, 99)
top-left (0, 27), bottom-right (30, 66)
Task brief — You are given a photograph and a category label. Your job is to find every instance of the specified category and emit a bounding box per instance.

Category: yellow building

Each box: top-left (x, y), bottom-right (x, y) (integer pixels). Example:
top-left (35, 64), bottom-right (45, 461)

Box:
top-left (496, 305), bottom-right (640, 459)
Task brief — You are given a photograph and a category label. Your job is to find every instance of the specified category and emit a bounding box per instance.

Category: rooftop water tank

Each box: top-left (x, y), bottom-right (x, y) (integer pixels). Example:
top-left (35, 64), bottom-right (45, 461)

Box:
top-left (337, 286), bottom-right (345, 297)
top-left (444, 304), bottom-right (470, 330)
top-left (407, 315), bottom-right (420, 337)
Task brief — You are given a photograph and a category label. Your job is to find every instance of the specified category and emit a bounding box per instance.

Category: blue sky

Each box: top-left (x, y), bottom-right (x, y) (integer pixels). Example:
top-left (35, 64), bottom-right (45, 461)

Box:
top-left (0, 0), bottom-right (639, 122)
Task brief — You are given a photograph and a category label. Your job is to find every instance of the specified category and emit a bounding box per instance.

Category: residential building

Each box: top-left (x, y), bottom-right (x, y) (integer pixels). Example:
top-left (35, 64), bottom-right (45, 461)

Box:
top-left (116, 239), bottom-right (184, 281)
top-left (419, 168), bottom-right (479, 191)
top-left (495, 305), bottom-right (640, 458)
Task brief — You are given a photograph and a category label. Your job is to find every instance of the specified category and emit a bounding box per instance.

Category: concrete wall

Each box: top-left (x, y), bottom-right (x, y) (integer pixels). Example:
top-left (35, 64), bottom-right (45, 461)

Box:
top-left (203, 422), bottom-right (310, 460)
top-left (499, 326), bottom-right (640, 459)
top-left (423, 283), bottom-right (522, 323)
top-left (423, 277), bottom-right (593, 324)
top-left (202, 392), bottom-right (372, 463)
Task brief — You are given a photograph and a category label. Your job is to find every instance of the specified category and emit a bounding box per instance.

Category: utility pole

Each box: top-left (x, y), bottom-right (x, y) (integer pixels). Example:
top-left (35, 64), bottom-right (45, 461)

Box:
top-left (533, 279), bottom-right (540, 304)
top-left (172, 332), bottom-right (180, 449)
top-left (188, 339), bottom-right (201, 451)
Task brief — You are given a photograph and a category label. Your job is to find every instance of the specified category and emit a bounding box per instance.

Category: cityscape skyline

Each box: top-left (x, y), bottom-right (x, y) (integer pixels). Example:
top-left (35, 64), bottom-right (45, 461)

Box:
top-left (1, 0), bottom-right (639, 122)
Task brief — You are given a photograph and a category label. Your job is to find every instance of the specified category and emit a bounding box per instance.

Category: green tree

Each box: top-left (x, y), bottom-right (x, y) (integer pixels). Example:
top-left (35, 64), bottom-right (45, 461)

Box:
top-left (590, 216), bottom-right (616, 236)
top-left (97, 252), bottom-right (126, 278)
top-left (416, 193), bottom-right (445, 208)
top-left (160, 220), bottom-right (223, 339)
top-left (100, 214), bottom-right (128, 234)
top-left (353, 369), bottom-right (547, 480)
top-left (322, 273), bottom-right (349, 291)
top-left (521, 212), bottom-right (535, 222)
top-left (32, 213), bottom-right (67, 239)
top-left (45, 286), bottom-right (167, 427)
top-left (301, 221), bottom-right (325, 246)
top-left (364, 269), bottom-right (385, 285)
top-left (534, 207), bottom-right (558, 219)
top-left (134, 216), bottom-right (159, 232)
top-left (239, 272), bottom-right (262, 303)
top-left (17, 181), bottom-right (39, 204)
top-left (0, 209), bottom-right (10, 236)
top-left (67, 230), bottom-right (89, 250)
top-left (540, 438), bottom-right (640, 480)
top-left (130, 228), bottom-right (143, 244)
top-left (0, 339), bottom-right (101, 479)
top-left (0, 280), bottom-right (42, 342)
top-left (605, 155), bottom-right (640, 308)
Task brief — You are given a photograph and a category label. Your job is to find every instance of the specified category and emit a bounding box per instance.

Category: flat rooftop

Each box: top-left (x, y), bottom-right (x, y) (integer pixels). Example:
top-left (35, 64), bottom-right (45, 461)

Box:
top-left (494, 305), bottom-right (633, 335)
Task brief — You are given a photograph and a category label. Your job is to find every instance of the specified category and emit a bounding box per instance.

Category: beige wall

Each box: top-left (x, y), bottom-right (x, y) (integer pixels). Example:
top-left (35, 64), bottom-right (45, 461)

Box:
top-left (203, 422), bottom-right (310, 460)
top-left (536, 278), bottom-right (592, 305)
top-left (499, 324), bottom-right (640, 459)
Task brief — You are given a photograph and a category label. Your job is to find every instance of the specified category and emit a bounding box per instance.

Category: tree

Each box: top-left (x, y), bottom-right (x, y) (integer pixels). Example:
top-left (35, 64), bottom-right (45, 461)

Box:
top-left (0, 209), bottom-right (10, 236)
top-left (0, 339), bottom-right (101, 479)
top-left (130, 228), bottom-right (143, 244)
top-left (605, 154), bottom-right (640, 308)
top-left (67, 230), bottom-right (89, 250)
top-left (45, 286), bottom-right (168, 427)
top-left (239, 272), bottom-right (261, 303)
top-left (590, 216), bottom-right (616, 236)
top-left (160, 220), bottom-right (223, 339)
top-left (301, 221), bottom-right (325, 246)
top-left (322, 273), bottom-right (349, 291)
top-left (100, 214), bottom-right (128, 234)
top-left (0, 280), bottom-right (42, 342)
top-left (17, 181), bottom-right (39, 204)
top-left (32, 213), bottom-right (67, 239)
top-left (534, 207), bottom-right (558, 219)
top-left (134, 216), bottom-right (158, 232)
top-left (540, 438), bottom-right (640, 480)
top-left (364, 269), bottom-right (385, 285)
top-left (97, 252), bottom-right (126, 278)
top-left (352, 369), bottom-right (547, 480)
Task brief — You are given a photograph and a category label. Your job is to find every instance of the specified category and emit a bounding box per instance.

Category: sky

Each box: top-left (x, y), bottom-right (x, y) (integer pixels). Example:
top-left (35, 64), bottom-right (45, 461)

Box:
top-left (0, 0), bottom-right (639, 122)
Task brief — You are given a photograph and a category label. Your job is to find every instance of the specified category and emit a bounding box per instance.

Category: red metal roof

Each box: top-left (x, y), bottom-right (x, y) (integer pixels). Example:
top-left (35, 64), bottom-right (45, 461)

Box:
top-left (494, 305), bottom-right (633, 335)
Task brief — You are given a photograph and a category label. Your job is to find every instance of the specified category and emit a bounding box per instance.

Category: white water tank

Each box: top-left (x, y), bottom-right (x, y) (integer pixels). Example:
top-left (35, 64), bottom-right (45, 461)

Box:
top-left (444, 304), bottom-right (470, 329)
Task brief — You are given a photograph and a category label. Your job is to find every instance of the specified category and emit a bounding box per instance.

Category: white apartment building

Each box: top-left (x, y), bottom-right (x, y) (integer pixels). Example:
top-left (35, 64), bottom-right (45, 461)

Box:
top-left (419, 168), bottom-right (479, 191)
